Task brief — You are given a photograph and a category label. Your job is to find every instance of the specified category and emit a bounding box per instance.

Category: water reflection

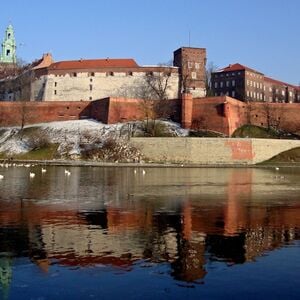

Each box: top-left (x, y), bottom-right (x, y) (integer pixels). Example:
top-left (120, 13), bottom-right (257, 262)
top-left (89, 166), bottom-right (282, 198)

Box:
top-left (0, 166), bottom-right (300, 297)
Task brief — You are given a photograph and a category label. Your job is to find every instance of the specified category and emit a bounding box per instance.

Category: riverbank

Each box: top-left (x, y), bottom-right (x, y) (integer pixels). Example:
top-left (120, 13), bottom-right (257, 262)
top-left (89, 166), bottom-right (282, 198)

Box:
top-left (2, 120), bottom-right (300, 166)
top-left (2, 158), bottom-right (300, 168)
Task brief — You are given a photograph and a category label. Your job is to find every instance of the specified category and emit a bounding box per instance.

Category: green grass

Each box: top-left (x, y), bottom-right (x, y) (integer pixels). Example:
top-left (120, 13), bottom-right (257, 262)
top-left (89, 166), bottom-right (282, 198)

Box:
top-left (189, 130), bottom-right (225, 137)
top-left (12, 144), bottom-right (59, 160)
top-left (262, 147), bottom-right (300, 164)
top-left (232, 125), bottom-right (280, 139)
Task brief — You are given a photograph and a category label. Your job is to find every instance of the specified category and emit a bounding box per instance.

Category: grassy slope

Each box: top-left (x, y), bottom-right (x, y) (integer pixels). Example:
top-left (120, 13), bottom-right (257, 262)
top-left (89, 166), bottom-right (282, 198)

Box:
top-left (15, 144), bottom-right (59, 160)
top-left (232, 125), bottom-right (280, 139)
top-left (262, 147), bottom-right (300, 164)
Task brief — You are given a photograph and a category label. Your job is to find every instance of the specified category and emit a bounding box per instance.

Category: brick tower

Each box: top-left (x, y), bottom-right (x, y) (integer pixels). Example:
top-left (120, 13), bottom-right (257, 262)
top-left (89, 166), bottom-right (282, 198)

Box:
top-left (173, 47), bottom-right (206, 97)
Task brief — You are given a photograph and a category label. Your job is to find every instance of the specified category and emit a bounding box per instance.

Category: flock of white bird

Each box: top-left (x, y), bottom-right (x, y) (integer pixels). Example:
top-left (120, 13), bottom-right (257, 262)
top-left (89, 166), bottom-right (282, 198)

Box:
top-left (0, 162), bottom-right (72, 180)
top-left (0, 163), bottom-right (148, 180)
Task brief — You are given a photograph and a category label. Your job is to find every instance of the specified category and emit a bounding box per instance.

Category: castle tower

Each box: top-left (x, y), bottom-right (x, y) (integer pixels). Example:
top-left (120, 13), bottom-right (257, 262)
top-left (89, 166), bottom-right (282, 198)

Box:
top-left (0, 24), bottom-right (17, 64)
top-left (173, 47), bottom-right (206, 97)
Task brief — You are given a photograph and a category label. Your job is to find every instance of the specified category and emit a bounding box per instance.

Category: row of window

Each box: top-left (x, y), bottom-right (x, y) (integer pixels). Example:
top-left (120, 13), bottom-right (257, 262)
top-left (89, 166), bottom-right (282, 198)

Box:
top-left (215, 91), bottom-right (236, 97)
top-left (214, 72), bottom-right (241, 78)
top-left (55, 71), bottom-right (137, 78)
top-left (247, 91), bottom-right (264, 100)
top-left (246, 72), bottom-right (263, 80)
top-left (214, 80), bottom-right (235, 88)
top-left (187, 62), bottom-right (201, 69)
top-left (246, 80), bottom-right (263, 89)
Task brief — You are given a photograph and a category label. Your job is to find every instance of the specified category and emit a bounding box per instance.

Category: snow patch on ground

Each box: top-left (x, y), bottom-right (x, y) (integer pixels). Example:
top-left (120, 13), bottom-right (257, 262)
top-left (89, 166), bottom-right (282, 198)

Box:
top-left (0, 119), bottom-right (189, 156)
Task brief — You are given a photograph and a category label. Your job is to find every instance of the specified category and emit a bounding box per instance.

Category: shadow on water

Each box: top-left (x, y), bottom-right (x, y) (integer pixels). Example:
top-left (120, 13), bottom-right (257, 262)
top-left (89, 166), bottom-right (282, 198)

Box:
top-left (0, 166), bottom-right (300, 299)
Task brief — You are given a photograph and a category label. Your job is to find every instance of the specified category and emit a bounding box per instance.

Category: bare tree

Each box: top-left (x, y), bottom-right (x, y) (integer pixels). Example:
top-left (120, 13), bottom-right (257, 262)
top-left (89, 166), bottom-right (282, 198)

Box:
top-left (261, 102), bottom-right (285, 131)
top-left (205, 61), bottom-right (218, 97)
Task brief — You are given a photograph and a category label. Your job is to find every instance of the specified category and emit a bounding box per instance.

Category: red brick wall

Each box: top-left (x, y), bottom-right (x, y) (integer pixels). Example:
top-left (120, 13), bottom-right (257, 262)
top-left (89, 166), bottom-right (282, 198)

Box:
top-left (248, 102), bottom-right (300, 133)
top-left (0, 101), bottom-right (92, 127)
top-left (191, 97), bottom-right (230, 134)
top-left (106, 98), bottom-right (181, 124)
top-left (107, 98), bottom-right (146, 124)
top-left (1, 96), bottom-right (300, 137)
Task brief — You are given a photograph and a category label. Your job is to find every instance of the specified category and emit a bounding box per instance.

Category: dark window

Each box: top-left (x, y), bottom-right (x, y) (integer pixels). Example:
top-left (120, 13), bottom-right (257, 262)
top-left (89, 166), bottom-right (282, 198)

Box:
top-left (54, 90), bottom-right (57, 95)
top-left (90, 84), bottom-right (93, 91)
top-left (89, 97), bottom-right (92, 100)
top-left (128, 72), bottom-right (133, 76)
top-left (54, 82), bottom-right (57, 87)
top-left (73, 72), bottom-right (77, 77)
top-left (6, 49), bottom-right (10, 56)
top-left (90, 72), bottom-right (95, 77)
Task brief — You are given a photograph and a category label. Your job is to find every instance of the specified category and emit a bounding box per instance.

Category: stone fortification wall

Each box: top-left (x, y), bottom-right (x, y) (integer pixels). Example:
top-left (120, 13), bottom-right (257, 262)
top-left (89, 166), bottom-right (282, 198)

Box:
top-left (39, 71), bottom-right (180, 102)
top-left (130, 137), bottom-right (300, 165)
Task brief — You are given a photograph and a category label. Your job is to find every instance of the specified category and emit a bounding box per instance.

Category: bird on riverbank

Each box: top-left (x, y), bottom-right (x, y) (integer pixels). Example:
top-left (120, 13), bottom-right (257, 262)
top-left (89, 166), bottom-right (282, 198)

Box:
top-left (29, 172), bottom-right (35, 178)
top-left (0, 175), bottom-right (4, 179)
top-left (142, 169), bottom-right (146, 175)
top-left (275, 167), bottom-right (280, 171)
top-left (41, 168), bottom-right (47, 173)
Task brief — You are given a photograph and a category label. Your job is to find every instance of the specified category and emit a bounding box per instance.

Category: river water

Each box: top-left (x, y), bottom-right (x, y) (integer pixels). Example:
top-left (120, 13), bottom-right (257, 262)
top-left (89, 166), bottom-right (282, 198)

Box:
top-left (0, 166), bottom-right (299, 299)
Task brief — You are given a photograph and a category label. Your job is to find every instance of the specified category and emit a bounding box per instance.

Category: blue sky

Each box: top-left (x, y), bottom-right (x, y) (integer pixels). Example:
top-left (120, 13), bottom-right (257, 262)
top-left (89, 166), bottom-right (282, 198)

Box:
top-left (1, 0), bottom-right (299, 84)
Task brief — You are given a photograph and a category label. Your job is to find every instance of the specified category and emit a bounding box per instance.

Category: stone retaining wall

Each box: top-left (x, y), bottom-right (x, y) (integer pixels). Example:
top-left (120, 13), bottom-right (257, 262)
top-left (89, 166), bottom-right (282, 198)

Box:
top-left (130, 138), bottom-right (300, 165)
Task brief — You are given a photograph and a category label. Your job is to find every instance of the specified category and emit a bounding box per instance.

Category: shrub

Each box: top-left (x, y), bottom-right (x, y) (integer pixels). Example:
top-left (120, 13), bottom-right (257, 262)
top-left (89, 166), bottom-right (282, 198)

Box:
top-left (26, 130), bottom-right (50, 150)
top-left (141, 120), bottom-right (176, 137)
top-left (81, 137), bottom-right (142, 162)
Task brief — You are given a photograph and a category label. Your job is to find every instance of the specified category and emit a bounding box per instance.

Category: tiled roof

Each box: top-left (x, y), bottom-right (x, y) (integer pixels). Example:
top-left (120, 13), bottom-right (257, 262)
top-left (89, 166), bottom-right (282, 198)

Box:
top-left (264, 76), bottom-right (298, 89)
top-left (216, 63), bottom-right (263, 75)
top-left (48, 58), bottom-right (139, 70)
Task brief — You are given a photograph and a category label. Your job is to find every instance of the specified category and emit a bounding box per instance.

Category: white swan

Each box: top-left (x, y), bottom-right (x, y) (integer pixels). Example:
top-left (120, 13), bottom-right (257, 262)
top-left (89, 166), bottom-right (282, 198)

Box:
top-left (29, 172), bottom-right (35, 178)
top-left (65, 169), bottom-right (71, 176)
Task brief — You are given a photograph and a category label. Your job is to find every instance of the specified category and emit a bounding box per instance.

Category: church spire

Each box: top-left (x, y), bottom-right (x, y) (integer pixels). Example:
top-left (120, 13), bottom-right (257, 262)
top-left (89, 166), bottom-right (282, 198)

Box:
top-left (0, 24), bottom-right (17, 64)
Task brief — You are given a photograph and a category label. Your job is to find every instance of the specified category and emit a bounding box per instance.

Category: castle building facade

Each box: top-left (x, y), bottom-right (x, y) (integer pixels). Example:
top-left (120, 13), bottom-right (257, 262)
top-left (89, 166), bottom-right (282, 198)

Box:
top-left (0, 47), bottom-right (207, 102)
top-left (211, 63), bottom-right (300, 103)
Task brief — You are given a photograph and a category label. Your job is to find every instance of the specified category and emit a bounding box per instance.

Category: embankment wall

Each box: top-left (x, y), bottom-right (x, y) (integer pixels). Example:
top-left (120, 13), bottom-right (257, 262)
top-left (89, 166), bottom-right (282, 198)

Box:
top-left (130, 137), bottom-right (300, 165)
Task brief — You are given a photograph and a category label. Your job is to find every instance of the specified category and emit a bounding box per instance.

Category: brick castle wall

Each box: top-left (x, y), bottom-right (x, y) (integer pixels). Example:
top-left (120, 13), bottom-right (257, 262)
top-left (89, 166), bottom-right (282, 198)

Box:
top-left (1, 96), bottom-right (300, 136)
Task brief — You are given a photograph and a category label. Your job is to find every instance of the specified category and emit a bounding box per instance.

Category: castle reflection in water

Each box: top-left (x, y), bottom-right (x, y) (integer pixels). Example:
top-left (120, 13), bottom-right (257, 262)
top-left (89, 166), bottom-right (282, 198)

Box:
top-left (0, 166), bottom-right (299, 289)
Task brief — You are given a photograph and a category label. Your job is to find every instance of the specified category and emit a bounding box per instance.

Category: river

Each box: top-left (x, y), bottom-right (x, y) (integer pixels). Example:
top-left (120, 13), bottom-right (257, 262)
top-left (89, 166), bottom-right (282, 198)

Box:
top-left (0, 166), bottom-right (299, 299)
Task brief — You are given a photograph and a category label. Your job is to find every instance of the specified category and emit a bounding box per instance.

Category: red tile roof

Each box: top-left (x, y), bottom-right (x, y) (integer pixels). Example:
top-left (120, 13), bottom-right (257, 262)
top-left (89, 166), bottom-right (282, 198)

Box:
top-left (48, 58), bottom-right (139, 70)
top-left (217, 63), bottom-right (263, 75)
top-left (264, 76), bottom-right (298, 89)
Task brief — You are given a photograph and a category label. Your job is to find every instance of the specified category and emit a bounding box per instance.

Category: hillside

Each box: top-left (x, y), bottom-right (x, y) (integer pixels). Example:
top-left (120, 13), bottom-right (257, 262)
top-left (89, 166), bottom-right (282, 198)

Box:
top-left (0, 119), bottom-right (188, 162)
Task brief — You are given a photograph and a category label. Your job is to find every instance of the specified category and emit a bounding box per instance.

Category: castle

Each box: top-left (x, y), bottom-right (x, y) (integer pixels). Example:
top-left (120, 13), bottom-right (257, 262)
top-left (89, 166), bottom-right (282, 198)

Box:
top-left (0, 24), bottom-right (207, 102)
top-left (1, 24), bottom-right (300, 136)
